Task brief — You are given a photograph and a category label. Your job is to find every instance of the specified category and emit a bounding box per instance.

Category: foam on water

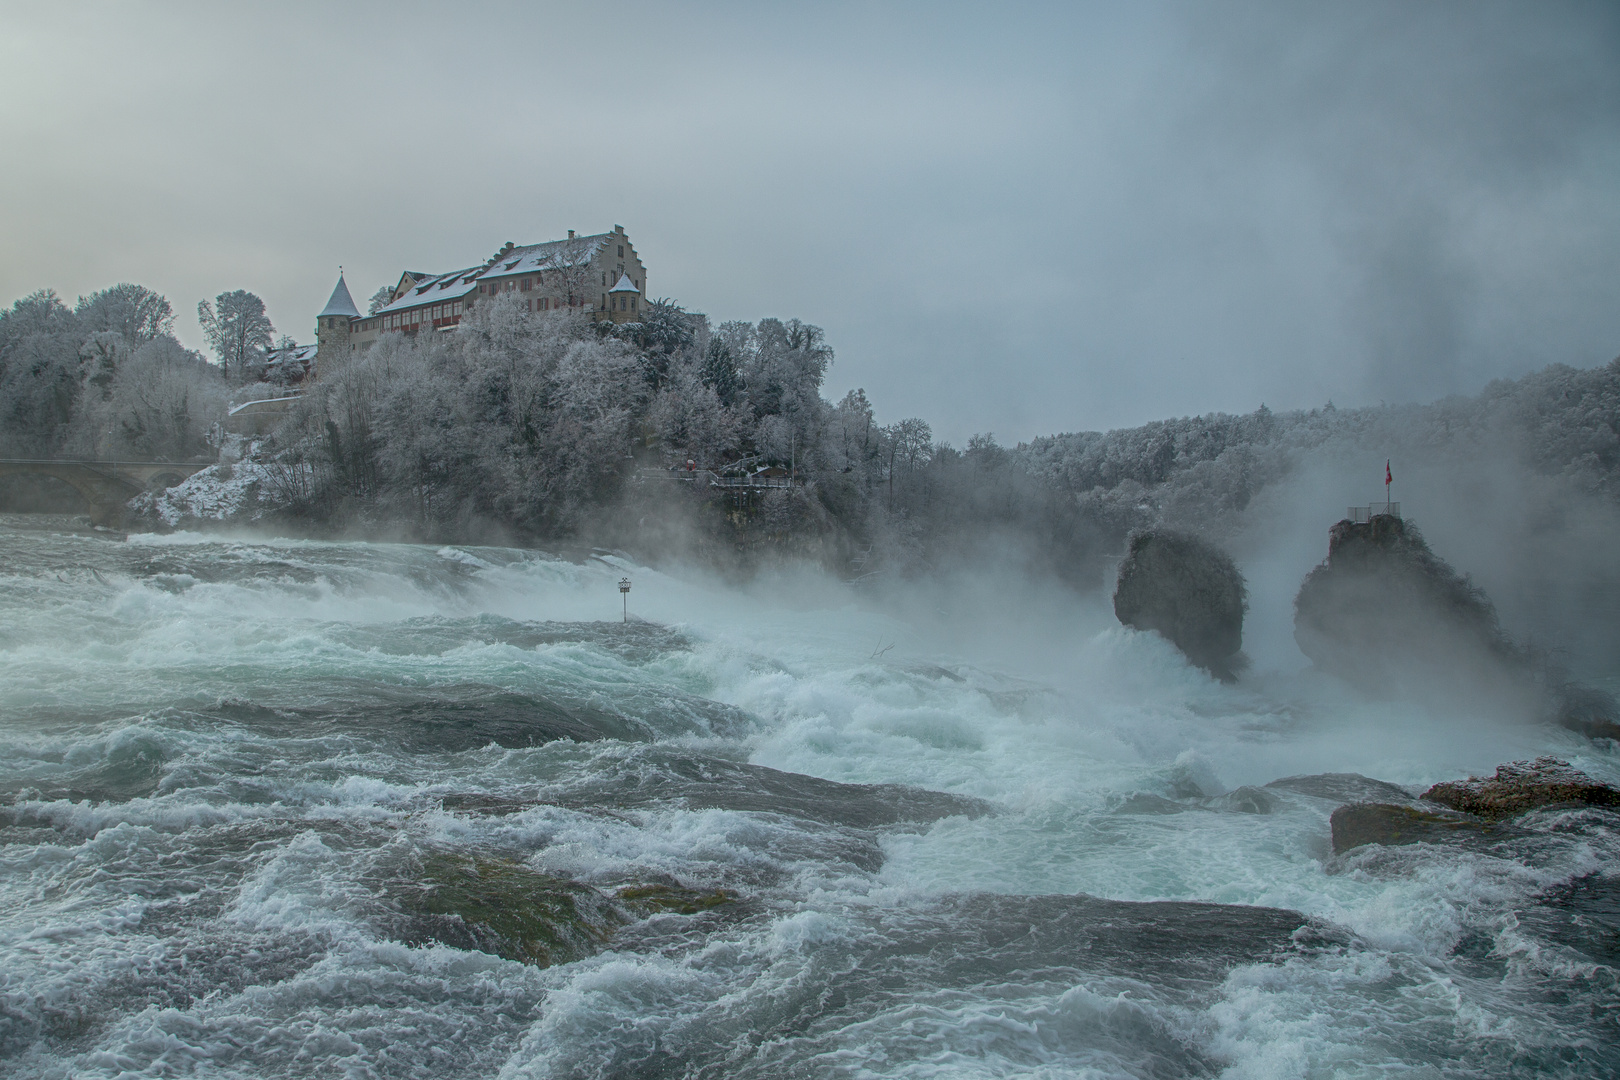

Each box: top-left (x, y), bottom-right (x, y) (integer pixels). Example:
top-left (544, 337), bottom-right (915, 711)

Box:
top-left (0, 523), bottom-right (1615, 1077)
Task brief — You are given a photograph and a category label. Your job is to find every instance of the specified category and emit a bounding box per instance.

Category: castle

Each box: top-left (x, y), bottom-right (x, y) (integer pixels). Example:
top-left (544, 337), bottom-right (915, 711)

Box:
top-left (295, 225), bottom-right (646, 375)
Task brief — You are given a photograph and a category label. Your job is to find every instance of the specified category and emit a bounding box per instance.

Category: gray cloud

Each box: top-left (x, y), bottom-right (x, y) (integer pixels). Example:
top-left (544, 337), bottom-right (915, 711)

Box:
top-left (1, 0), bottom-right (1615, 441)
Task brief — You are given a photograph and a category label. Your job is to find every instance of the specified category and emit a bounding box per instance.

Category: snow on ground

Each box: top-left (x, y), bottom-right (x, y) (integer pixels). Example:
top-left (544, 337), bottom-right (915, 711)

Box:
top-left (130, 463), bottom-right (280, 527)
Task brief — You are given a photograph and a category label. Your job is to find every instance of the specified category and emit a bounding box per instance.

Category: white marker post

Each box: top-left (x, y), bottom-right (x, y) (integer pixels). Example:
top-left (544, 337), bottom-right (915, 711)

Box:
top-left (619, 577), bottom-right (631, 623)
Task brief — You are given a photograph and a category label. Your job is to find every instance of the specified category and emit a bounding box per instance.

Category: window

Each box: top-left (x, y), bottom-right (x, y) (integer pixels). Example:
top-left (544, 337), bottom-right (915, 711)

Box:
top-left (618, 245), bottom-right (624, 257)
top-left (522, 277), bottom-right (531, 291)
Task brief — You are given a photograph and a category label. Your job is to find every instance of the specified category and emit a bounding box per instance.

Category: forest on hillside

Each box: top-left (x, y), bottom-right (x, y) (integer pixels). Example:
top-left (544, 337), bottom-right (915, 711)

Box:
top-left (2, 281), bottom-right (1618, 599)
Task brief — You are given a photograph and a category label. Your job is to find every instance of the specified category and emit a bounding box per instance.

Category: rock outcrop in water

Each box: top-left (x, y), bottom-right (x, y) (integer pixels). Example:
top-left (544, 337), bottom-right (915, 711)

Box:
top-left (1327, 758), bottom-right (1620, 854)
top-left (1294, 514), bottom-right (1620, 737)
top-left (1329, 802), bottom-right (1508, 853)
top-left (1422, 757), bottom-right (1620, 819)
top-left (1113, 529), bottom-right (1247, 681)
top-left (1295, 514), bottom-right (1518, 693)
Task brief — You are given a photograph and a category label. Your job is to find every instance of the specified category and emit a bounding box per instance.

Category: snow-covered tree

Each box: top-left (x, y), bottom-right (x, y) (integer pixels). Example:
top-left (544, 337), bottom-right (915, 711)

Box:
top-left (75, 284), bottom-right (174, 343)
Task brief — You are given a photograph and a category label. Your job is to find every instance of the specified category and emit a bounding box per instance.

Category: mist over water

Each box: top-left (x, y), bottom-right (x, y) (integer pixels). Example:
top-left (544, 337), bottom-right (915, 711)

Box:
top-left (1, 517), bottom-right (1616, 1078)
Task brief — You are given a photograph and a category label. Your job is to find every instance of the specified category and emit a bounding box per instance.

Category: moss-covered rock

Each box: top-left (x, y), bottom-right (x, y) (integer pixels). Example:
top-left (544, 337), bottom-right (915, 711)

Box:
top-left (615, 883), bottom-right (737, 916)
top-left (400, 853), bottom-right (629, 966)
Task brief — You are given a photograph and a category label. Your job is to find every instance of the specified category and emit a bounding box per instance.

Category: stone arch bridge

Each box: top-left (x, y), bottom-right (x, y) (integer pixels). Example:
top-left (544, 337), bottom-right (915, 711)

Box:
top-left (0, 459), bottom-right (211, 526)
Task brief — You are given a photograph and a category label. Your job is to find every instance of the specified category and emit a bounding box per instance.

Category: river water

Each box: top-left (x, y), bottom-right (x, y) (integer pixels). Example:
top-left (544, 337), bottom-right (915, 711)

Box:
top-left (1, 517), bottom-right (1615, 1078)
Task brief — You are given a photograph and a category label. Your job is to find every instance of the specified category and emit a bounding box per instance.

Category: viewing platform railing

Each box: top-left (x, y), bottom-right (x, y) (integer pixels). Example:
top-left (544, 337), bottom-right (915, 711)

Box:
top-left (710, 475), bottom-right (797, 489)
top-left (637, 468), bottom-right (801, 489)
top-left (1347, 502), bottom-right (1400, 522)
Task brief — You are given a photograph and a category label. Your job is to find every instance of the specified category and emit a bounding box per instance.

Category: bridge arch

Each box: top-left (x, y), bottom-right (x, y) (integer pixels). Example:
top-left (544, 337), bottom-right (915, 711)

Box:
top-left (0, 460), bottom-right (211, 526)
top-left (0, 471), bottom-right (92, 514)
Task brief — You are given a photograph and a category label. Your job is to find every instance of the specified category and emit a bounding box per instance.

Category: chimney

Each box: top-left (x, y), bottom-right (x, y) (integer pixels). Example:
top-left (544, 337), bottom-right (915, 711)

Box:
top-left (567, 229), bottom-right (575, 239)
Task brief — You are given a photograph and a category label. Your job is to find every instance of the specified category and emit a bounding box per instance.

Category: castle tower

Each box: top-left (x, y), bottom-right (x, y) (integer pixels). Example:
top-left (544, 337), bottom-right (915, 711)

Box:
top-left (607, 273), bottom-right (641, 324)
top-left (314, 272), bottom-right (361, 375)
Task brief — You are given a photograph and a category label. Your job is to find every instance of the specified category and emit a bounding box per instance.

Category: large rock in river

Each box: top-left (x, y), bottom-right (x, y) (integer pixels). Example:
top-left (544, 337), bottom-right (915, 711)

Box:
top-left (1294, 515), bottom-right (1536, 716)
top-left (1114, 529), bottom-right (1247, 681)
top-left (1294, 514), bottom-right (1620, 736)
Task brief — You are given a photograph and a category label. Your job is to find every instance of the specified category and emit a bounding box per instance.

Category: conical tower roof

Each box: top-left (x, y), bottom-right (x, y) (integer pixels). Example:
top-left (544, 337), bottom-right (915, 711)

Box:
top-left (318, 273), bottom-right (362, 318)
top-left (608, 273), bottom-right (640, 294)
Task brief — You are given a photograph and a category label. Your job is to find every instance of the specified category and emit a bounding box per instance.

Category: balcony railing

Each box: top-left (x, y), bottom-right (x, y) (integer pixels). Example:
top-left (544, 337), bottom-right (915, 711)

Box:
top-left (1347, 502), bottom-right (1400, 522)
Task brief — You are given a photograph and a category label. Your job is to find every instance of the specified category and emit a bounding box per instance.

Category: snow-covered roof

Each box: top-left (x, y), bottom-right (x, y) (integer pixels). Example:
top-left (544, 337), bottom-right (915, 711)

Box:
top-left (371, 267), bottom-right (482, 317)
top-left (265, 344), bottom-right (318, 365)
top-left (318, 274), bottom-right (362, 318)
top-left (609, 273), bottom-right (640, 294)
top-left (364, 231), bottom-right (625, 319)
top-left (479, 233), bottom-right (612, 281)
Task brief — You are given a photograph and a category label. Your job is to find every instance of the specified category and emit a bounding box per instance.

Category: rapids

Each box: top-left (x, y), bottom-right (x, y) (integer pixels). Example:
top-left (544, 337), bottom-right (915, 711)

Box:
top-left (0, 516), bottom-right (1615, 1078)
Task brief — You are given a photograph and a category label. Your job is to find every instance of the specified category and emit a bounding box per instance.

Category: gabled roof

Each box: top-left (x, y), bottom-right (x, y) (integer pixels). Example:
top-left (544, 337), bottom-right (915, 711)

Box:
top-left (266, 344), bottom-right (318, 363)
top-left (318, 274), bottom-right (362, 318)
top-left (371, 267), bottom-right (482, 317)
top-left (478, 232), bottom-right (613, 280)
top-left (365, 230), bottom-right (626, 318)
top-left (609, 273), bottom-right (640, 293)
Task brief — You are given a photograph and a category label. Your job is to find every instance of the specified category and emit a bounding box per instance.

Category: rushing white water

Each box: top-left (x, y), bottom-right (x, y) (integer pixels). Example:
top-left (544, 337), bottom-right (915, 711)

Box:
top-left (0, 516), bottom-right (1615, 1079)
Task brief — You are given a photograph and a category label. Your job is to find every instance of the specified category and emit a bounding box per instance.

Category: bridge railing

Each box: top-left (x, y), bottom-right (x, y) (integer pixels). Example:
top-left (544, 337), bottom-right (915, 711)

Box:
top-left (0, 458), bottom-right (211, 469)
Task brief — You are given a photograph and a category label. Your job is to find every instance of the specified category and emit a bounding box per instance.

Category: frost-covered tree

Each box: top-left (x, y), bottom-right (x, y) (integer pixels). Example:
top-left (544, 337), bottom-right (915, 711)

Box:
top-left (0, 290), bottom-right (82, 456)
top-left (197, 289), bottom-right (273, 381)
top-left (367, 286), bottom-right (393, 315)
top-left (98, 337), bottom-right (227, 461)
top-left (0, 284), bottom-right (226, 462)
top-left (75, 284), bottom-right (174, 343)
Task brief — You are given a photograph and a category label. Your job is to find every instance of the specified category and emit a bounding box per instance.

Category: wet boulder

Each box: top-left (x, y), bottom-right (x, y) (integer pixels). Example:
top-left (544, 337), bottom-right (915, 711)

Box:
top-left (396, 853), bottom-right (630, 966)
top-left (1546, 682), bottom-right (1620, 742)
top-left (1328, 758), bottom-right (1620, 854)
top-left (1113, 529), bottom-right (1247, 681)
top-left (1266, 772), bottom-right (1418, 805)
top-left (1329, 802), bottom-right (1505, 854)
top-left (1422, 757), bottom-right (1620, 820)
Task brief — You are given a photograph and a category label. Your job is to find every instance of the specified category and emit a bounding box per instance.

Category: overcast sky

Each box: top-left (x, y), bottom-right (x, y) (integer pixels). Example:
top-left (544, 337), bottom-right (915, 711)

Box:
top-left (2, 1), bottom-right (1616, 442)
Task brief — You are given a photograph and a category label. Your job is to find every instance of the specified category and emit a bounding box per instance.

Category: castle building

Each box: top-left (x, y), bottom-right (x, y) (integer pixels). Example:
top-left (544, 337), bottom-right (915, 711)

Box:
top-left (311, 225), bottom-right (646, 371)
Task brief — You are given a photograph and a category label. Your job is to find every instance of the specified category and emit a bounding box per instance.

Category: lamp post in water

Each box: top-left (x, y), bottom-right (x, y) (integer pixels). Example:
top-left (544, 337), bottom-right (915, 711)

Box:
top-left (619, 577), bottom-right (631, 623)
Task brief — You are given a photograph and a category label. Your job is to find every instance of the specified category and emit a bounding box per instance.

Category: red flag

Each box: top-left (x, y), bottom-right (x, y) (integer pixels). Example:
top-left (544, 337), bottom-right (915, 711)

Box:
top-left (1385, 460), bottom-right (1392, 486)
